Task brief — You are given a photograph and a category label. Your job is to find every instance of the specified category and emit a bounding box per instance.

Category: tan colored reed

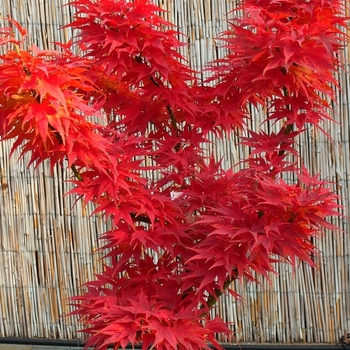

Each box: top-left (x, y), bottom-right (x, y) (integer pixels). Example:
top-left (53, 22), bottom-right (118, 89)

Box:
top-left (0, 0), bottom-right (349, 344)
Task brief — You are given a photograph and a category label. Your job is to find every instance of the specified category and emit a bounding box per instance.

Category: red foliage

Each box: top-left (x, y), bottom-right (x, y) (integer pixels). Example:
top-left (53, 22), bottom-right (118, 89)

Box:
top-left (0, 0), bottom-right (347, 349)
top-left (207, 0), bottom-right (347, 131)
top-left (0, 39), bottom-right (110, 169)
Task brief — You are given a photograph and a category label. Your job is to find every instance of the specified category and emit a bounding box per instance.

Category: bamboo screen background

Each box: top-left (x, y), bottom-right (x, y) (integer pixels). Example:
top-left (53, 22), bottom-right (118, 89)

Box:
top-left (0, 0), bottom-right (349, 345)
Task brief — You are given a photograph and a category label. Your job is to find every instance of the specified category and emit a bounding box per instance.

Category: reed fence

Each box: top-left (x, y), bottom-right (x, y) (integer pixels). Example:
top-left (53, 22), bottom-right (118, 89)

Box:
top-left (0, 0), bottom-right (349, 344)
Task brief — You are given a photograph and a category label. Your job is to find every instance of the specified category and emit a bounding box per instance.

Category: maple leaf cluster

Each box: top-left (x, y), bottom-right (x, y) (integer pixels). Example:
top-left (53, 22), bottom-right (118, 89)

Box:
top-left (0, 0), bottom-right (347, 349)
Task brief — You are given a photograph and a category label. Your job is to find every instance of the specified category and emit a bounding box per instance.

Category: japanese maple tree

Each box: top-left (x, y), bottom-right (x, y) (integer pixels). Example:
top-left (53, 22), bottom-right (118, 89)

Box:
top-left (0, 0), bottom-right (347, 349)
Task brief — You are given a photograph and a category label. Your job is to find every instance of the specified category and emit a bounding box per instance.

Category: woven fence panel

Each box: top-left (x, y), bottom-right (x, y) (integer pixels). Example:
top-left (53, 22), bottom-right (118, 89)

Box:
top-left (0, 0), bottom-right (349, 344)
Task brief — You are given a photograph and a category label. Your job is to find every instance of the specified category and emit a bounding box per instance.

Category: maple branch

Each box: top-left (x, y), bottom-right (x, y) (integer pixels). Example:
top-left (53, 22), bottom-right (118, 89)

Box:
top-left (278, 123), bottom-right (294, 157)
top-left (284, 123), bottom-right (293, 135)
top-left (202, 269), bottom-right (238, 311)
top-left (48, 123), bottom-right (84, 182)
top-left (206, 277), bottom-right (234, 309)
top-left (166, 104), bottom-right (178, 131)
top-left (134, 54), bottom-right (179, 131)
top-left (71, 164), bottom-right (83, 181)
top-left (277, 86), bottom-right (294, 157)
top-left (150, 74), bottom-right (178, 131)
top-left (130, 212), bottom-right (152, 225)
top-left (200, 89), bottom-right (296, 316)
